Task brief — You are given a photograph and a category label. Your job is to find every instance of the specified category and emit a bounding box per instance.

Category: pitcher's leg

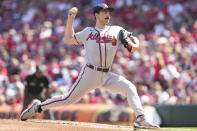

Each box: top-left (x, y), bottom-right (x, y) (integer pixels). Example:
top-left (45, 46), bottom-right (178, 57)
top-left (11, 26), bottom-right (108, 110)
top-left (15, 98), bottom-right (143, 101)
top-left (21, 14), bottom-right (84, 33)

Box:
top-left (20, 65), bottom-right (102, 121)
top-left (41, 65), bottom-right (100, 111)
top-left (103, 72), bottom-right (144, 116)
top-left (36, 95), bottom-right (54, 120)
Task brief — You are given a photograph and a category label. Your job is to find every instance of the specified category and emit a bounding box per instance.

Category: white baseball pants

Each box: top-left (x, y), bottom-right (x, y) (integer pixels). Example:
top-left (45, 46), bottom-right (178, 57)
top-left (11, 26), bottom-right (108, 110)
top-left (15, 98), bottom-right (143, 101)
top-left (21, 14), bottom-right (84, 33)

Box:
top-left (41, 64), bottom-right (144, 116)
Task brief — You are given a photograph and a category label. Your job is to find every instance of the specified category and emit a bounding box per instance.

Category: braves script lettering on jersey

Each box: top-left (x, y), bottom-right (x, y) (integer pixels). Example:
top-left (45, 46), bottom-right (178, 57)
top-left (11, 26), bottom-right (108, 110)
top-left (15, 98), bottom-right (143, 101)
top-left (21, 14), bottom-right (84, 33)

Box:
top-left (40, 25), bottom-right (144, 117)
top-left (75, 26), bottom-right (123, 68)
top-left (86, 31), bottom-right (116, 45)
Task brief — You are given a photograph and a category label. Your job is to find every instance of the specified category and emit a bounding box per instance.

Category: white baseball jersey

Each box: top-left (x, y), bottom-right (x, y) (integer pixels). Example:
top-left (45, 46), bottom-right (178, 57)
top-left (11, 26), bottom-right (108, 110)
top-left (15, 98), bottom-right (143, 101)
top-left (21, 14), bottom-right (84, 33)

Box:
top-left (41, 25), bottom-right (144, 117)
top-left (74, 25), bottom-right (123, 68)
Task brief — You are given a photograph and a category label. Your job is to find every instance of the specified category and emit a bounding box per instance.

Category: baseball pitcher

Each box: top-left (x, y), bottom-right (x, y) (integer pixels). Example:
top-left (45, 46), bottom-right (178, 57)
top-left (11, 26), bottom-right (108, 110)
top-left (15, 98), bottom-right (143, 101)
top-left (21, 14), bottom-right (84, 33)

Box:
top-left (20, 3), bottom-right (159, 129)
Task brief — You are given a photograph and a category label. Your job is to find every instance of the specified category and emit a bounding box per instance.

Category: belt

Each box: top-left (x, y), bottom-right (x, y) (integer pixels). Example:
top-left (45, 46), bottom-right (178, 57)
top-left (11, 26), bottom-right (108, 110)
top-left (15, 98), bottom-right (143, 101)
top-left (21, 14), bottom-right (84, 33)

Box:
top-left (87, 64), bottom-right (109, 73)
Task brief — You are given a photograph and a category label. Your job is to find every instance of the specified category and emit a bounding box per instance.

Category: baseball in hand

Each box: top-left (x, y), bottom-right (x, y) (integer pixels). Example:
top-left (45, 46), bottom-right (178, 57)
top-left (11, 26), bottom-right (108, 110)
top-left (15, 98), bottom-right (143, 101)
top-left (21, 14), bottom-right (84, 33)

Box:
top-left (69, 7), bottom-right (78, 15)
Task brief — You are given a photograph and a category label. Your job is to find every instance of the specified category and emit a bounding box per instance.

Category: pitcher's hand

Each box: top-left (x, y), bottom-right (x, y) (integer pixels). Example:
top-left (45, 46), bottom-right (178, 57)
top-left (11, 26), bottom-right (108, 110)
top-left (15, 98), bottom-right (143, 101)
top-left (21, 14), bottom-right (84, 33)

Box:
top-left (68, 7), bottom-right (78, 19)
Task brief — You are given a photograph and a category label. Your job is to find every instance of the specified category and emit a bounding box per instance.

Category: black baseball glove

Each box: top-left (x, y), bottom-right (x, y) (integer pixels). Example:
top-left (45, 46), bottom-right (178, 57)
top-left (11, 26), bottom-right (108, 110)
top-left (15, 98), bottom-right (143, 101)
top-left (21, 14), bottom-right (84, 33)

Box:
top-left (118, 29), bottom-right (133, 52)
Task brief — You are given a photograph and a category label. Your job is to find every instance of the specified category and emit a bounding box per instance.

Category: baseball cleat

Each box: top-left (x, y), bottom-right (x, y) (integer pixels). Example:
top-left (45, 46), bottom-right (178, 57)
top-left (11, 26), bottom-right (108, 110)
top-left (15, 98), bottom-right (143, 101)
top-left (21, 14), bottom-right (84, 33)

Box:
top-left (20, 99), bottom-right (41, 121)
top-left (134, 114), bottom-right (160, 129)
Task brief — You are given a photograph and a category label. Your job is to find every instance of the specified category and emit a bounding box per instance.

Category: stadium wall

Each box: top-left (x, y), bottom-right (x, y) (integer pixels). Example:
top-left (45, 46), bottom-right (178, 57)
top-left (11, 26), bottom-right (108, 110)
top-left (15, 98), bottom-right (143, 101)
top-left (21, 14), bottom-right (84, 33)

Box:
top-left (153, 104), bottom-right (197, 127)
top-left (1, 104), bottom-right (196, 127)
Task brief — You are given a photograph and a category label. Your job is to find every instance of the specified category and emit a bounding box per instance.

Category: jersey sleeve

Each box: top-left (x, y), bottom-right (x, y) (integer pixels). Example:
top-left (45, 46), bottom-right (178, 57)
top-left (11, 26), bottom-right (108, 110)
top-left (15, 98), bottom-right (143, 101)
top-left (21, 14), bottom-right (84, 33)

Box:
top-left (74, 27), bottom-right (89, 44)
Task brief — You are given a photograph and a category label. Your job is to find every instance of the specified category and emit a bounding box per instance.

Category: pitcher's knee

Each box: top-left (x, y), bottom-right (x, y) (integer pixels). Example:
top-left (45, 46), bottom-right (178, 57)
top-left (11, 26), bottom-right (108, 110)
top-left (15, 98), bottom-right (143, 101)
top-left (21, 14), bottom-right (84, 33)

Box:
top-left (61, 96), bottom-right (79, 105)
top-left (126, 84), bottom-right (138, 95)
top-left (50, 95), bottom-right (73, 105)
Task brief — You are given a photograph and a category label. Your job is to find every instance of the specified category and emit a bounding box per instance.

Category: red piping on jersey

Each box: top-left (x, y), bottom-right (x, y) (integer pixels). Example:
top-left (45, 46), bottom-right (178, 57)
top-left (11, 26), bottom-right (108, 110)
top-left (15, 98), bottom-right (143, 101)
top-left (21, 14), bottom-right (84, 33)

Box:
top-left (104, 43), bottom-right (107, 67)
top-left (94, 27), bottom-right (102, 67)
top-left (41, 65), bottom-right (87, 107)
top-left (103, 26), bottom-right (111, 67)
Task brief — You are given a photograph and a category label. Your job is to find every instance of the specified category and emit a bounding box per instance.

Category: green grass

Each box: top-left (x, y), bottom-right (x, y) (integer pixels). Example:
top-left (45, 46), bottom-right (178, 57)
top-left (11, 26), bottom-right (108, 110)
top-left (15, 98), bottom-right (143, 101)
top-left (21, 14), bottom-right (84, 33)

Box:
top-left (138, 127), bottom-right (197, 131)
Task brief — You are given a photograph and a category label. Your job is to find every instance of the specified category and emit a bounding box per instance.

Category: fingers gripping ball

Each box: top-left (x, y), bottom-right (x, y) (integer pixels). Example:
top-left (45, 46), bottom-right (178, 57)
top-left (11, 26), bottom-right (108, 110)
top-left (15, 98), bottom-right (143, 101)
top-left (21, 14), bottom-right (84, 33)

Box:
top-left (69, 7), bottom-right (78, 16)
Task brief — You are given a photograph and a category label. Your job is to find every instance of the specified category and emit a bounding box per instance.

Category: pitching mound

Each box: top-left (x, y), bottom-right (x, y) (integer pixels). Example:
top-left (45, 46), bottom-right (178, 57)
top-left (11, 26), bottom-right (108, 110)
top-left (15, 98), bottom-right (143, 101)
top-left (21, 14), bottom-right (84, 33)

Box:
top-left (0, 119), bottom-right (134, 131)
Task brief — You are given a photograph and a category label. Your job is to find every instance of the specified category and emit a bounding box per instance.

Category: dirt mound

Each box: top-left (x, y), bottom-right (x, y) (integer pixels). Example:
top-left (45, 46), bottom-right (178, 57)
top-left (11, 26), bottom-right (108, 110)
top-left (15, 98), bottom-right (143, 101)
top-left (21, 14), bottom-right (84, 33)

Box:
top-left (0, 119), bottom-right (133, 131)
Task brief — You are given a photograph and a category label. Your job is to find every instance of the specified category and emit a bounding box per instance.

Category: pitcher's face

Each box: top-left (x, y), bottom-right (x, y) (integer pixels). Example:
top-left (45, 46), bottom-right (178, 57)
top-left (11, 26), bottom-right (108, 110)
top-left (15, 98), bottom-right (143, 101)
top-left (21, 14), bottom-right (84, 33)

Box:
top-left (95, 10), bottom-right (111, 25)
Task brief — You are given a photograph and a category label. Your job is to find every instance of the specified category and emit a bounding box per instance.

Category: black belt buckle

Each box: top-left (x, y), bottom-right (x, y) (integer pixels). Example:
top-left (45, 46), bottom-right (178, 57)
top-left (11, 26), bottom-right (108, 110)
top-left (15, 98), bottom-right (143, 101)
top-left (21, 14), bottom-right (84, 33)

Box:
top-left (97, 67), bottom-right (109, 72)
top-left (103, 68), bottom-right (109, 72)
top-left (97, 68), bottom-right (102, 71)
top-left (87, 64), bottom-right (109, 72)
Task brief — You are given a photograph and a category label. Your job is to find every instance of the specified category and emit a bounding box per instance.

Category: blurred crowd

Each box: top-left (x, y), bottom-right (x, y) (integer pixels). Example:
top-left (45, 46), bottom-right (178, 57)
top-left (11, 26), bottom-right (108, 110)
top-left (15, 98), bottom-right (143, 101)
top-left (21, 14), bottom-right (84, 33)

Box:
top-left (0, 0), bottom-right (197, 107)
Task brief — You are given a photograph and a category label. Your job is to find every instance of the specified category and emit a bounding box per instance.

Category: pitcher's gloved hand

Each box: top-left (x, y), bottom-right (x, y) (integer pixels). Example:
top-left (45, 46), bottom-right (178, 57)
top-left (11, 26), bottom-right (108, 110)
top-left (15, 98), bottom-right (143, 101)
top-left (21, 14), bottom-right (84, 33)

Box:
top-left (118, 29), bottom-right (133, 52)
